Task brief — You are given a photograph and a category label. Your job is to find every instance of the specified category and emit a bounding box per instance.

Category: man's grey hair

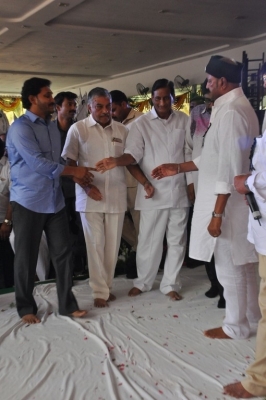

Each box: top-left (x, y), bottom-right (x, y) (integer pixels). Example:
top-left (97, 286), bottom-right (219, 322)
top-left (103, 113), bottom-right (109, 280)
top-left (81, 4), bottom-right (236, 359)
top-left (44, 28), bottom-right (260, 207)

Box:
top-left (88, 87), bottom-right (111, 104)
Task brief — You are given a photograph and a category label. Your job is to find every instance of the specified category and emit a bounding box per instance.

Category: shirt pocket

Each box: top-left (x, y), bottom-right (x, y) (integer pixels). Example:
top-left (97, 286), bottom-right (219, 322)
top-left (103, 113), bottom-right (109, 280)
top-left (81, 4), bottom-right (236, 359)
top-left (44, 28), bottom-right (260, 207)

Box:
top-left (168, 128), bottom-right (185, 157)
top-left (112, 142), bottom-right (124, 157)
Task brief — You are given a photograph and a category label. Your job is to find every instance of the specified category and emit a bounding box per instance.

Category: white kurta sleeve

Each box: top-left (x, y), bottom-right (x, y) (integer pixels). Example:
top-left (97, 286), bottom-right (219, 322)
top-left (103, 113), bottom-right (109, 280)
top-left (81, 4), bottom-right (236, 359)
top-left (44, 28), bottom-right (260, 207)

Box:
top-left (247, 171), bottom-right (266, 203)
top-left (61, 125), bottom-right (80, 162)
top-left (215, 110), bottom-right (249, 195)
top-left (124, 121), bottom-right (144, 163)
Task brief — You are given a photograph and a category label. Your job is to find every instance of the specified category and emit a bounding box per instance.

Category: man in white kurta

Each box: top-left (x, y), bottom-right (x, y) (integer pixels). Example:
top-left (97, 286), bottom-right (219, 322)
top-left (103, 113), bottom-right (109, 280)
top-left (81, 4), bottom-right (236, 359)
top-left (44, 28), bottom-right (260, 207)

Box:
top-left (184, 91), bottom-right (225, 307)
top-left (224, 132), bottom-right (266, 398)
top-left (152, 57), bottom-right (261, 339)
top-left (62, 87), bottom-right (128, 308)
top-left (96, 79), bottom-right (189, 299)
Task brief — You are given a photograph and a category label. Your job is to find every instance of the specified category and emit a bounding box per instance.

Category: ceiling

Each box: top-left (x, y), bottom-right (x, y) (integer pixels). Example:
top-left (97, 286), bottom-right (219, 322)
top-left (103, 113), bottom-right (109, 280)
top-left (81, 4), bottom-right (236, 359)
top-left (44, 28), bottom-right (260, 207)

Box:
top-left (1, 0), bottom-right (266, 96)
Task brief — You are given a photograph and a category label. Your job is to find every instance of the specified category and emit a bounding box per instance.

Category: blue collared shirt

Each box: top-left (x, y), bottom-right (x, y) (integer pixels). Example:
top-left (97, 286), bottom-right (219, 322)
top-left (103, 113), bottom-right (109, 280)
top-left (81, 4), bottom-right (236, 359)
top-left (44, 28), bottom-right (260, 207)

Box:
top-left (6, 110), bottom-right (65, 213)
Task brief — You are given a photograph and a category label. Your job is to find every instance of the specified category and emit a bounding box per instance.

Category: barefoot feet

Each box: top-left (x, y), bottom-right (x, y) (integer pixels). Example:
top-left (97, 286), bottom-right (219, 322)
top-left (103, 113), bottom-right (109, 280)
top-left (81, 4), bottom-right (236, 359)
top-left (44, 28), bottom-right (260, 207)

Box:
top-left (94, 293), bottom-right (116, 307)
top-left (94, 298), bottom-right (109, 308)
top-left (22, 314), bottom-right (41, 324)
top-left (107, 293), bottom-right (116, 302)
top-left (166, 291), bottom-right (183, 301)
top-left (223, 382), bottom-right (255, 398)
top-left (70, 310), bottom-right (87, 318)
top-left (128, 287), bottom-right (142, 297)
top-left (204, 326), bottom-right (231, 339)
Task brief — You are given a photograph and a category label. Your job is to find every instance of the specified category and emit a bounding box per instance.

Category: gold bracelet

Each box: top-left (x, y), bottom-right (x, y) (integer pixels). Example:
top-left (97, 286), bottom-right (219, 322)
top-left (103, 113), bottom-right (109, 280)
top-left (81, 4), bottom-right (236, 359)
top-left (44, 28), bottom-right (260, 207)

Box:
top-left (177, 164), bottom-right (181, 174)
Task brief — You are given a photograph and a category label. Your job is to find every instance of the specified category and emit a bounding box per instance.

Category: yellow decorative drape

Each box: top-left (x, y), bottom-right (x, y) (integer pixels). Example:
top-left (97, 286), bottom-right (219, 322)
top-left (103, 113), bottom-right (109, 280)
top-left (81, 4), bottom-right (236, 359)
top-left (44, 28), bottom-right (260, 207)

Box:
top-left (0, 97), bottom-right (24, 125)
top-left (0, 97), bottom-right (21, 112)
top-left (129, 92), bottom-right (189, 115)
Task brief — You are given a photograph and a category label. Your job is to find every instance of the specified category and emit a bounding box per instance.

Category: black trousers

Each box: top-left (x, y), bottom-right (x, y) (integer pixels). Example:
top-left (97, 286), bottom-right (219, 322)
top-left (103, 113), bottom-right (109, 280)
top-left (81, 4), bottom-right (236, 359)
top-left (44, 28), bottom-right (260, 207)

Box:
top-left (11, 202), bottom-right (78, 317)
top-left (0, 225), bottom-right (14, 288)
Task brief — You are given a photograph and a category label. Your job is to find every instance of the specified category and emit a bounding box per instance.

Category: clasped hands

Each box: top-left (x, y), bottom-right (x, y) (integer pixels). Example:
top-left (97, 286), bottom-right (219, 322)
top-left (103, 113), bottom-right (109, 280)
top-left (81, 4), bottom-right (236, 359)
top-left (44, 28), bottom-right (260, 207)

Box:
top-left (95, 157), bottom-right (155, 199)
top-left (73, 166), bottom-right (95, 186)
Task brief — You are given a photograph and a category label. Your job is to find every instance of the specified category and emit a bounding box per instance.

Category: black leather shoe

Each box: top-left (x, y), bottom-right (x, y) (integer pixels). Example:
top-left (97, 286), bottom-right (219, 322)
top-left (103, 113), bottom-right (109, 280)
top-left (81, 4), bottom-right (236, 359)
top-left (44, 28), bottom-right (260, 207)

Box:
top-left (205, 286), bottom-right (219, 298)
top-left (217, 297), bottom-right (226, 309)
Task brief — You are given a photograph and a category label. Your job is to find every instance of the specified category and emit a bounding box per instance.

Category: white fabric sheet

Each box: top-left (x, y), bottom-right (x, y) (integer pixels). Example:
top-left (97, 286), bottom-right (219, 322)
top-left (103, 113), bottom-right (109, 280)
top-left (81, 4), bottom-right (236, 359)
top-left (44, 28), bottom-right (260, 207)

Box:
top-left (0, 267), bottom-right (263, 400)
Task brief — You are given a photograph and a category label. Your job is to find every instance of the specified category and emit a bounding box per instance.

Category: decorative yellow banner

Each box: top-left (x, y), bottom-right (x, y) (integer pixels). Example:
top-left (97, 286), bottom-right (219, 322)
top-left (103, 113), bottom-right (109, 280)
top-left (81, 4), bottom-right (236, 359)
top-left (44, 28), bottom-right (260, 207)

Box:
top-left (0, 97), bottom-right (21, 112)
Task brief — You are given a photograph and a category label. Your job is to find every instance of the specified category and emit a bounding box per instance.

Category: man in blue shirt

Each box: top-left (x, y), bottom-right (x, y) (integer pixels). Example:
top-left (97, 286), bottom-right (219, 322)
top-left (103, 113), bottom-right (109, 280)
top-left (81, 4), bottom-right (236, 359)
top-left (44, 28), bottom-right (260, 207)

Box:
top-left (6, 77), bottom-right (93, 324)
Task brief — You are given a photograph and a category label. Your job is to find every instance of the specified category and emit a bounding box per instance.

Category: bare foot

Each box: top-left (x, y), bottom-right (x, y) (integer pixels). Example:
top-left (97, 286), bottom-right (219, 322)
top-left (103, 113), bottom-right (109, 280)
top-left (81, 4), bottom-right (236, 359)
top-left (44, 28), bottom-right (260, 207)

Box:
top-left (204, 326), bottom-right (232, 339)
top-left (128, 287), bottom-right (142, 297)
top-left (70, 310), bottom-right (87, 318)
top-left (107, 293), bottom-right (116, 302)
top-left (94, 298), bottom-right (109, 308)
top-left (223, 382), bottom-right (255, 398)
top-left (166, 291), bottom-right (183, 301)
top-left (22, 314), bottom-right (41, 324)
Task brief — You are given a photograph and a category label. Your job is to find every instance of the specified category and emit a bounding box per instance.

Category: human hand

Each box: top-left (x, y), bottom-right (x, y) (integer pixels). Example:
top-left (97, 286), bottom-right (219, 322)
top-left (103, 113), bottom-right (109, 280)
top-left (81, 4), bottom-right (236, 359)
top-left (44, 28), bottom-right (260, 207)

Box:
top-left (95, 157), bottom-right (117, 173)
top-left (151, 164), bottom-right (179, 180)
top-left (84, 185), bottom-right (102, 201)
top-left (207, 217), bottom-right (222, 237)
top-left (74, 167), bottom-right (95, 185)
top-left (0, 223), bottom-right (12, 240)
top-left (234, 174), bottom-right (251, 195)
top-left (143, 181), bottom-right (155, 199)
top-left (187, 183), bottom-right (195, 204)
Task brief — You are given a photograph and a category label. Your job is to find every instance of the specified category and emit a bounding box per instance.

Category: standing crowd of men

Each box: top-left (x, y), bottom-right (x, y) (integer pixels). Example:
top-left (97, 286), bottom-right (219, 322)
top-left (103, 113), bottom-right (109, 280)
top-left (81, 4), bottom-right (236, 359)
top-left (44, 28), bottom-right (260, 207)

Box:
top-left (0, 55), bottom-right (266, 398)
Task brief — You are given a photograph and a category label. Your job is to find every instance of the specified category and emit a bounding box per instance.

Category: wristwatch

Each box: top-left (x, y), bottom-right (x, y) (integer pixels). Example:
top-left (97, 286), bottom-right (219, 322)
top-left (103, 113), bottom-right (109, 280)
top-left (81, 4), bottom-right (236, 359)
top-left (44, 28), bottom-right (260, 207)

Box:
top-left (244, 179), bottom-right (250, 192)
top-left (4, 219), bottom-right (12, 226)
top-left (212, 212), bottom-right (223, 218)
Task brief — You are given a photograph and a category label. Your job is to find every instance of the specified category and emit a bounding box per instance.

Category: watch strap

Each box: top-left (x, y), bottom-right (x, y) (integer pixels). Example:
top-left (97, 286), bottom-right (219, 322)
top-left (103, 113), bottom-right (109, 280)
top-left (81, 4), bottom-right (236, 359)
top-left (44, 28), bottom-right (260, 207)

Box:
top-left (212, 212), bottom-right (223, 218)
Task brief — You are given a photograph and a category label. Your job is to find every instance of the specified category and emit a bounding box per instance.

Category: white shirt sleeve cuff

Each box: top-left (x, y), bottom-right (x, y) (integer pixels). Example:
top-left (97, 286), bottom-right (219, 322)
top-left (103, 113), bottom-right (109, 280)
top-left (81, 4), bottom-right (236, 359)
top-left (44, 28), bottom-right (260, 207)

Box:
top-left (215, 181), bottom-right (233, 194)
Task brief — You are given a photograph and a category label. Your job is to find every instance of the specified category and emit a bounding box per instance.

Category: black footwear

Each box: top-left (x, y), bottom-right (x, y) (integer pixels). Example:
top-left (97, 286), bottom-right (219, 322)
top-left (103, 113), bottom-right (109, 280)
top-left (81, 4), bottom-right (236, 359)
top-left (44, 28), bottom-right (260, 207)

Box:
top-left (217, 297), bottom-right (226, 309)
top-left (205, 286), bottom-right (219, 298)
top-left (186, 258), bottom-right (203, 269)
